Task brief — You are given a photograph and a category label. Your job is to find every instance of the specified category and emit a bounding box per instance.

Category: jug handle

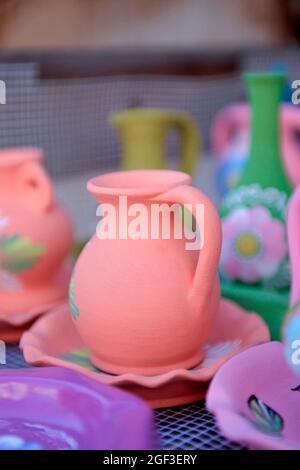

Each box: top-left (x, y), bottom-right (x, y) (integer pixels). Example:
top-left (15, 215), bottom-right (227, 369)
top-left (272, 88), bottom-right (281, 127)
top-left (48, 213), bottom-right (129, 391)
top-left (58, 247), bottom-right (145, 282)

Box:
top-left (169, 113), bottom-right (200, 176)
top-left (16, 161), bottom-right (53, 212)
top-left (211, 104), bottom-right (249, 157)
top-left (288, 186), bottom-right (300, 306)
top-left (152, 185), bottom-right (221, 313)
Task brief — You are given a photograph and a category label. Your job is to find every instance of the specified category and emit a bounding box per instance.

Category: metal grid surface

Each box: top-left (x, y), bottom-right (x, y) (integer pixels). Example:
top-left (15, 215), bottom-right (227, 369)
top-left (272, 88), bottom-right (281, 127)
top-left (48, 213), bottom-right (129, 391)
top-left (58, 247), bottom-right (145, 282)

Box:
top-left (0, 47), bottom-right (300, 181)
top-left (0, 70), bottom-right (242, 178)
top-left (0, 345), bottom-right (244, 450)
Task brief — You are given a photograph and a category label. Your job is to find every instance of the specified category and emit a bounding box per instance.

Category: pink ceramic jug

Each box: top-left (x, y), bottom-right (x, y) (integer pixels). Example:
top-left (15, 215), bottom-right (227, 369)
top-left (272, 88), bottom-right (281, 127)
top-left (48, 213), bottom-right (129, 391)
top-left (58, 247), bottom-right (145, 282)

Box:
top-left (70, 170), bottom-right (221, 376)
top-left (287, 185), bottom-right (300, 306)
top-left (211, 103), bottom-right (249, 195)
top-left (0, 148), bottom-right (73, 315)
top-left (282, 106), bottom-right (300, 188)
top-left (211, 103), bottom-right (300, 194)
top-left (284, 185), bottom-right (300, 375)
top-left (212, 103), bottom-right (249, 160)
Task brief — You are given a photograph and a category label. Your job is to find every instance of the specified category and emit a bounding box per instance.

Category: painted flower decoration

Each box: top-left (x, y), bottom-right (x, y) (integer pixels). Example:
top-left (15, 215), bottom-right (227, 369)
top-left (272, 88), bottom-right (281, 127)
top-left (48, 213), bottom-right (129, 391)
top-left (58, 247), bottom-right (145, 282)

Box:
top-left (0, 210), bottom-right (44, 292)
top-left (220, 206), bottom-right (287, 284)
top-left (0, 435), bottom-right (42, 450)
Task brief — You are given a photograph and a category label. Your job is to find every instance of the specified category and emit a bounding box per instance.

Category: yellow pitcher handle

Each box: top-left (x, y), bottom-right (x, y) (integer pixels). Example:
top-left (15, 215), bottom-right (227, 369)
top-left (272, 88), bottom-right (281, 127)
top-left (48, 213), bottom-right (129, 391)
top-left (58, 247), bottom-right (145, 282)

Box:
top-left (166, 112), bottom-right (201, 175)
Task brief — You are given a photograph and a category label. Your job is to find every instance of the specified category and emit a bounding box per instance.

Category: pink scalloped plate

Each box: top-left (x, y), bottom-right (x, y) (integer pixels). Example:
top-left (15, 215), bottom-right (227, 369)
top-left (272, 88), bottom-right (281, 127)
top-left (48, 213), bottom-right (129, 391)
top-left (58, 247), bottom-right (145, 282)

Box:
top-left (21, 299), bottom-right (269, 408)
top-left (0, 263), bottom-right (71, 343)
top-left (0, 322), bottom-right (32, 343)
top-left (207, 342), bottom-right (300, 450)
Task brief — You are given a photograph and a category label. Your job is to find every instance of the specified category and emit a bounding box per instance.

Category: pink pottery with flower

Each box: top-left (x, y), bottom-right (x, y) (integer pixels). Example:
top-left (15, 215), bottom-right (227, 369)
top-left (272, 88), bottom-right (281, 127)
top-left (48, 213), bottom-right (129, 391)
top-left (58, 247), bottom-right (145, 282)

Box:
top-left (282, 106), bottom-right (300, 189)
top-left (0, 148), bottom-right (73, 315)
top-left (284, 185), bottom-right (300, 375)
top-left (70, 170), bottom-right (222, 376)
top-left (212, 103), bottom-right (300, 195)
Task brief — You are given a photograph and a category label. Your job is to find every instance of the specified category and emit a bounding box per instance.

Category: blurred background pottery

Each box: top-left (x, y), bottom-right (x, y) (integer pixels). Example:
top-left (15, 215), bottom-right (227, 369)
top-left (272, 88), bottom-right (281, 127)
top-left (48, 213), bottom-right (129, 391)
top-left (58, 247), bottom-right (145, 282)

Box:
top-left (211, 103), bottom-right (249, 197)
top-left (0, 148), bottom-right (74, 317)
top-left (211, 103), bottom-right (300, 196)
top-left (219, 73), bottom-right (292, 339)
top-left (283, 185), bottom-right (300, 375)
top-left (282, 106), bottom-right (300, 189)
top-left (110, 108), bottom-right (200, 175)
top-left (70, 169), bottom-right (221, 376)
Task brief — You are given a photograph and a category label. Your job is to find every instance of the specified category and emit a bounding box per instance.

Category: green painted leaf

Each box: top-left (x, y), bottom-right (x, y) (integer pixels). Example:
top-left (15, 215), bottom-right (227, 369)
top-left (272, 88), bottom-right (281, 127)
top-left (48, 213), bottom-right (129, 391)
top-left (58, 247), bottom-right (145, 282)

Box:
top-left (61, 348), bottom-right (98, 372)
top-left (69, 275), bottom-right (80, 320)
top-left (248, 394), bottom-right (284, 435)
top-left (0, 234), bottom-right (44, 273)
top-left (61, 348), bottom-right (114, 376)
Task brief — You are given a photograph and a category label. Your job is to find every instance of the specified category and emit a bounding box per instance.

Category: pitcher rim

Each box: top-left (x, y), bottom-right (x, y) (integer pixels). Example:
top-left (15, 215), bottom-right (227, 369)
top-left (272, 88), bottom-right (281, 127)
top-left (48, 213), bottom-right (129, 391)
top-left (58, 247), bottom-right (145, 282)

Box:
top-left (87, 169), bottom-right (191, 198)
top-left (110, 107), bottom-right (188, 123)
top-left (0, 147), bottom-right (43, 168)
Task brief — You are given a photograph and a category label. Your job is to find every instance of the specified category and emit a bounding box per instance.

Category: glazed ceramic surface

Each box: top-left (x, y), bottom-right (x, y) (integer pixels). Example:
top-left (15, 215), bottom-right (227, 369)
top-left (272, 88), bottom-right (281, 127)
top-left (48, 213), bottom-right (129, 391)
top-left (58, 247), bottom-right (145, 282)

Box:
top-left (221, 282), bottom-right (289, 341)
top-left (0, 367), bottom-right (155, 450)
top-left (110, 108), bottom-right (200, 175)
top-left (207, 342), bottom-right (300, 450)
top-left (0, 148), bottom-right (73, 316)
top-left (0, 263), bottom-right (72, 343)
top-left (211, 103), bottom-right (249, 196)
top-left (212, 103), bottom-right (300, 195)
top-left (283, 185), bottom-right (300, 374)
top-left (287, 185), bottom-right (300, 307)
top-left (220, 73), bottom-right (291, 289)
top-left (20, 298), bottom-right (270, 408)
top-left (219, 74), bottom-right (291, 339)
top-left (70, 169), bottom-right (221, 376)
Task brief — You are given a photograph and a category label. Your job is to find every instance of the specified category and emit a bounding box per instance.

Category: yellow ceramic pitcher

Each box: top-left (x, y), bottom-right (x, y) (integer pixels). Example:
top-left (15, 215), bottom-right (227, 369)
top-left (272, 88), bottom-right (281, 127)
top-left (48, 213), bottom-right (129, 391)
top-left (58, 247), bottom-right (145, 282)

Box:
top-left (110, 108), bottom-right (200, 175)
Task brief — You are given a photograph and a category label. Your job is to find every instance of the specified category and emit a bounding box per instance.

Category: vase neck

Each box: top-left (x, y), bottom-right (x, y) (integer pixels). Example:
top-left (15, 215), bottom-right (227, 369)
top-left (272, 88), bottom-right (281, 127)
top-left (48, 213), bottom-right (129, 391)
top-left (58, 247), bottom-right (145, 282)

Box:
top-left (238, 73), bottom-right (291, 194)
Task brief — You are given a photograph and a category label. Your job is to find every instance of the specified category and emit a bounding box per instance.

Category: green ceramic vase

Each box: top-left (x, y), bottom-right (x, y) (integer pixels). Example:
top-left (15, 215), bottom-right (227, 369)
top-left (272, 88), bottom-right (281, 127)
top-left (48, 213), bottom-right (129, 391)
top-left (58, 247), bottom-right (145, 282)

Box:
top-left (220, 73), bottom-right (292, 339)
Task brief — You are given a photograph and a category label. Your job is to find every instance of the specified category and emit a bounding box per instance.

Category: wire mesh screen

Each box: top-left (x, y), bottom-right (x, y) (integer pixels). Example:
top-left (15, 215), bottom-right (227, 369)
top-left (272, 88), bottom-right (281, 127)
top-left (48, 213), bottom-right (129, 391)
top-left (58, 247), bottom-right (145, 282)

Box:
top-left (1, 47), bottom-right (300, 180)
top-left (241, 46), bottom-right (300, 80)
top-left (0, 70), bottom-right (242, 178)
top-left (0, 62), bottom-right (38, 85)
top-left (0, 63), bottom-right (243, 239)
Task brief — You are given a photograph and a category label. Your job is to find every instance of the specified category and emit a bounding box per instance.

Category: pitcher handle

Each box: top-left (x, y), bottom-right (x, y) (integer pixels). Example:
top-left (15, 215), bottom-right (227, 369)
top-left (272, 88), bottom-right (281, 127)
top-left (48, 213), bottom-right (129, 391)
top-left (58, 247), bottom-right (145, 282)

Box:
top-left (152, 185), bottom-right (221, 312)
top-left (211, 104), bottom-right (248, 157)
top-left (16, 161), bottom-right (53, 212)
top-left (167, 112), bottom-right (200, 175)
top-left (288, 186), bottom-right (300, 306)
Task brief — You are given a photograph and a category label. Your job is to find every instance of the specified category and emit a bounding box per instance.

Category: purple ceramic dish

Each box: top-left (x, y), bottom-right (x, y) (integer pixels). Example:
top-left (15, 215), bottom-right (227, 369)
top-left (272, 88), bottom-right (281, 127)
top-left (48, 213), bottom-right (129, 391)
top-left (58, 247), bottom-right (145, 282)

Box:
top-left (0, 367), bottom-right (156, 450)
top-left (207, 342), bottom-right (300, 450)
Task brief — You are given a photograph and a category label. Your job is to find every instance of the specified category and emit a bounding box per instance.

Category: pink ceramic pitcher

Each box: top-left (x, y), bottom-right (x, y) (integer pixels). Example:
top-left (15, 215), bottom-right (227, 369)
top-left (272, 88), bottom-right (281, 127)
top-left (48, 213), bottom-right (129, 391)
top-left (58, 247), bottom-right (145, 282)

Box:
top-left (287, 185), bottom-right (300, 306)
top-left (0, 148), bottom-right (73, 314)
top-left (211, 103), bottom-right (249, 195)
top-left (70, 170), bottom-right (221, 376)
top-left (212, 103), bottom-right (249, 160)
top-left (211, 103), bottom-right (300, 194)
top-left (284, 185), bottom-right (300, 375)
top-left (282, 106), bottom-right (300, 188)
